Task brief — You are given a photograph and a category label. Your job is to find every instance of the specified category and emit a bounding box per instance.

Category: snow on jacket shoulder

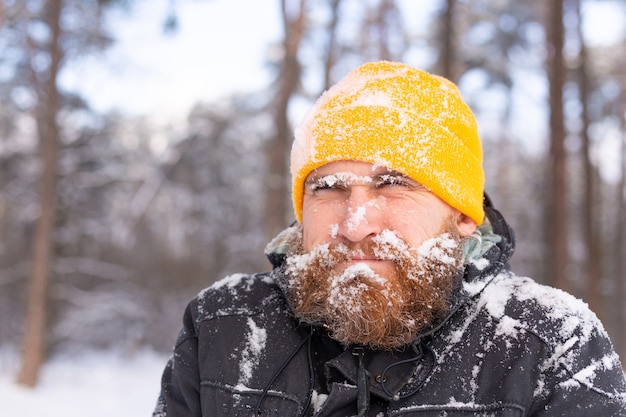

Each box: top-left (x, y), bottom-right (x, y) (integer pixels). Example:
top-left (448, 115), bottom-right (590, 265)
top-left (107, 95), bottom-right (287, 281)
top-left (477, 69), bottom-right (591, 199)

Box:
top-left (422, 269), bottom-right (626, 416)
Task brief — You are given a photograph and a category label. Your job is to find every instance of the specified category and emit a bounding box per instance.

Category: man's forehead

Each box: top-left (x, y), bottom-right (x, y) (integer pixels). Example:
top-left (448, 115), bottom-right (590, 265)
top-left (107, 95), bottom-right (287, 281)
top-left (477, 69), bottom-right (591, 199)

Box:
top-left (308, 161), bottom-right (405, 178)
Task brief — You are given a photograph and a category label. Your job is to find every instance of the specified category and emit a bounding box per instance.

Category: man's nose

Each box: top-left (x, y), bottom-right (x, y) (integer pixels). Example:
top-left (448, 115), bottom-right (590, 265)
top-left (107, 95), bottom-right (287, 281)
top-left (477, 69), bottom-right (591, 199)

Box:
top-left (337, 188), bottom-right (383, 243)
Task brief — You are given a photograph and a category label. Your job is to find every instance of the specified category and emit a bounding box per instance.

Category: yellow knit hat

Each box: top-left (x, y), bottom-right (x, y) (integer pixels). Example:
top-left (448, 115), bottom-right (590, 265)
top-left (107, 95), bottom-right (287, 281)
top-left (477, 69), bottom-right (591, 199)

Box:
top-left (291, 61), bottom-right (485, 225)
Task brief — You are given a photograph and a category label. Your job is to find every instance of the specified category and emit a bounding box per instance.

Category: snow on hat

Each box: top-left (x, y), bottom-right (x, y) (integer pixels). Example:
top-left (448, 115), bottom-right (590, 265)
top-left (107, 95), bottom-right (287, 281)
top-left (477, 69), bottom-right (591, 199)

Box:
top-left (290, 61), bottom-right (485, 225)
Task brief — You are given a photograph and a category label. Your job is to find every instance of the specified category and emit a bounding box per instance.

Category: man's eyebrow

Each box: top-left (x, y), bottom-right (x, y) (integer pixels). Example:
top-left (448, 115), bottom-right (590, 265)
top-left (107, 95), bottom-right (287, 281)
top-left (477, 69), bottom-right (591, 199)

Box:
top-left (375, 171), bottom-right (426, 188)
top-left (375, 169), bottom-right (407, 177)
top-left (305, 172), bottom-right (374, 184)
top-left (374, 170), bottom-right (414, 181)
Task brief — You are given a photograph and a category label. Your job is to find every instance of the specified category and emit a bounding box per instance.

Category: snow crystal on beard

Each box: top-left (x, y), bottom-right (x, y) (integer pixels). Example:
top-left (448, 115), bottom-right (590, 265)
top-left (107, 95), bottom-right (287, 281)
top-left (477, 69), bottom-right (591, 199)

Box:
top-left (327, 263), bottom-right (392, 312)
top-left (283, 223), bottom-right (464, 350)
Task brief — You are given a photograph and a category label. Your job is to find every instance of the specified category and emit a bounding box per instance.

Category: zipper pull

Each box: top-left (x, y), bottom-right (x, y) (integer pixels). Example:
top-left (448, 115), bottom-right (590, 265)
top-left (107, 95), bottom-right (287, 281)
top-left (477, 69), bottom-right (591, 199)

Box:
top-left (352, 347), bottom-right (370, 417)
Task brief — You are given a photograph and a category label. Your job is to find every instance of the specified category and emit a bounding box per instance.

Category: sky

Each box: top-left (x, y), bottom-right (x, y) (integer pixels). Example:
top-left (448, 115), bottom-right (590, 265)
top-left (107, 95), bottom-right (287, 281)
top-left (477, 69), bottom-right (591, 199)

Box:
top-left (60, 0), bottom-right (283, 122)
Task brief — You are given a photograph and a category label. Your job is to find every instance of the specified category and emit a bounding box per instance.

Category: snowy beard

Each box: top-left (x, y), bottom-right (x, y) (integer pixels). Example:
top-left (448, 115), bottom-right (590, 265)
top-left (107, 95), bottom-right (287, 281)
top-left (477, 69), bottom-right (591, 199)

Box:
top-left (283, 219), bottom-right (464, 351)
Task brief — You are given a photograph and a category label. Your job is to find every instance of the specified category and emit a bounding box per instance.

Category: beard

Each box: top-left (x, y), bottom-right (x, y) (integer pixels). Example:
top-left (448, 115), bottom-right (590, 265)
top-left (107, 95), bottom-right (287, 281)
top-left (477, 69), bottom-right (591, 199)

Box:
top-left (283, 219), bottom-right (465, 351)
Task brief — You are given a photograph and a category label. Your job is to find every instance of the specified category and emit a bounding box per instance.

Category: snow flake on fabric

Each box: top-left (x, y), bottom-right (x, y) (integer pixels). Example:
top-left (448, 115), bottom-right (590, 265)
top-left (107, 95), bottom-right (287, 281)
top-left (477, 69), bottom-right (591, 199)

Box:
top-left (208, 273), bottom-right (255, 291)
top-left (311, 390), bottom-right (329, 413)
top-left (194, 273), bottom-right (276, 319)
top-left (461, 276), bottom-right (491, 297)
top-left (494, 315), bottom-right (522, 342)
top-left (237, 317), bottom-right (267, 386)
top-left (470, 257), bottom-right (490, 271)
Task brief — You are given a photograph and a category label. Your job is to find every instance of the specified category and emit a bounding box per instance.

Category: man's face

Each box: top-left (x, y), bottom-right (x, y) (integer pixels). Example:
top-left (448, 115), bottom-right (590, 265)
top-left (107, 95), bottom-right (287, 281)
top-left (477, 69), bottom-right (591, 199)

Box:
top-left (285, 161), bottom-right (477, 350)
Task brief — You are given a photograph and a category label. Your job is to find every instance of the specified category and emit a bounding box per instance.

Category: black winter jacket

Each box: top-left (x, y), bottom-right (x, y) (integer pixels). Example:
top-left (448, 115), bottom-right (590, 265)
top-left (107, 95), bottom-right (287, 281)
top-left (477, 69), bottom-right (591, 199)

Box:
top-left (154, 206), bottom-right (626, 416)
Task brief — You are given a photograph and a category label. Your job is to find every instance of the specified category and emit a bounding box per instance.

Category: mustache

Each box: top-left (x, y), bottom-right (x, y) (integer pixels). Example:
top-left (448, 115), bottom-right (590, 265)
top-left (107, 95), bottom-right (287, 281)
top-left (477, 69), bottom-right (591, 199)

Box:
top-left (286, 228), bottom-right (462, 277)
top-left (295, 239), bottom-right (407, 272)
top-left (331, 230), bottom-right (413, 260)
top-left (285, 237), bottom-right (400, 276)
top-left (327, 230), bottom-right (460, 262)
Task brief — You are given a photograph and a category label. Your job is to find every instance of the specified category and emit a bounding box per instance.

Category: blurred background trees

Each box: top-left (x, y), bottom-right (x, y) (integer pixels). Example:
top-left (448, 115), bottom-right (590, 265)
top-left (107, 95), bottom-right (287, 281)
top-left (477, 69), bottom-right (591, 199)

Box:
top-left (0, 0), bottom-right (625, 386)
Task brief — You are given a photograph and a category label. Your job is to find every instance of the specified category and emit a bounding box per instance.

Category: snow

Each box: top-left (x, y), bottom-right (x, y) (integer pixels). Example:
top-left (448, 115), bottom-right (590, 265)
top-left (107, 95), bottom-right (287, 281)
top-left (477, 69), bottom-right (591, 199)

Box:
top-left (311, 390), bottom-right (329, 413)
top-left (328, 263), bottom-right (391, 312)
top-left (372, 229), bottom-right (407, 251)
top-left (329, 223), bottom-right (339, 239)
top-left (208, 272), bottom-right (250, 290)
top-left (2, 349), bottom-right (167, 417)
top-left (416, 233), bottom-right (458, 265)
top-left (470, 257), bottom-right (489, 271)
top-left (346, 205), bottom-right (367, 232)
top-left (238, 317), bottom-right (268, 385)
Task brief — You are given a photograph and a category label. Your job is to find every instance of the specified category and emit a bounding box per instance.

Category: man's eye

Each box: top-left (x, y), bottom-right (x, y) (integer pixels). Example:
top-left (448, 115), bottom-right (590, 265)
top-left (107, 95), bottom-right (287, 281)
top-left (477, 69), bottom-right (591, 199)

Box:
top-left (376, 174), bottom-right (411, 188)
top-left (309, 183), bottom-right (334, 192)
top-left (307, 179), bottom-right (346, 193)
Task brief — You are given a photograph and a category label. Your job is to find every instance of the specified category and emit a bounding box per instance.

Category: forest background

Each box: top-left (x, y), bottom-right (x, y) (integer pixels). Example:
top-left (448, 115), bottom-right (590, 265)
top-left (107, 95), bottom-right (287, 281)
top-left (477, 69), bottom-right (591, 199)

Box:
top-left (1, 0), bottom-right (626, 388)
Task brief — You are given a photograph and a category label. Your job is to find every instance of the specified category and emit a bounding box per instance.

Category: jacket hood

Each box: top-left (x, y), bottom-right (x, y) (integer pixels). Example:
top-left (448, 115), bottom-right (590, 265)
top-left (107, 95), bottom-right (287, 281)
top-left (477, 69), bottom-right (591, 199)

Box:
top-left (463, 196), bottom-right (516, 284)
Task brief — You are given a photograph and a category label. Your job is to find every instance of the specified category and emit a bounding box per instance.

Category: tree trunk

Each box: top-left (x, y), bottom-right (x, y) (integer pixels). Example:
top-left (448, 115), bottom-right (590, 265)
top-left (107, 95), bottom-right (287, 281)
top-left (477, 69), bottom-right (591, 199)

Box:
top-left (16, 0), bottom-right (63, 387)
top-left (575, 0), bottom-right (602, 317)
top-left (440, 0), bottom-right (458, 81)
top-left (546, 0), bottom-right (569, 292)
top-left (265, 0), bottom-right (305, 241)
top-left (374, 0), bottom-right (394, 61)
top-left (323, 0), bottom-right (342, 91)
top-left (618, 41), bottom-right (626, 363)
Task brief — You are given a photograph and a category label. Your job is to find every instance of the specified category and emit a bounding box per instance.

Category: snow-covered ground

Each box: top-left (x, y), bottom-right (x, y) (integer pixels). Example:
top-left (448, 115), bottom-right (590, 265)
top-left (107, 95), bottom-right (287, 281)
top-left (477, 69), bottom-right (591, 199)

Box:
top-left (2, 348), bottom-right (168, 417)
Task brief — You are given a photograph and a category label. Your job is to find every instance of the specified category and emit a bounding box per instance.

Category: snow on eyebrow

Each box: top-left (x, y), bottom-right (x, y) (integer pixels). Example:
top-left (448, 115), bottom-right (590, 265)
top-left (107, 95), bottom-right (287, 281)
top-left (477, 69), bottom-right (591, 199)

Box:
top-left (308, 172), bottom-right (373, 187)
top-left (237, 317), bottom-right (267, 386)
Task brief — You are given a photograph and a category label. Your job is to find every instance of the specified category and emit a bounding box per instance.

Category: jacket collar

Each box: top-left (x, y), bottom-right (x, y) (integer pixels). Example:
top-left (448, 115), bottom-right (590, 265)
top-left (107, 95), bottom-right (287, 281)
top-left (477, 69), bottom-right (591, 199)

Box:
top-left (324, 341), bottom-right (435, 401)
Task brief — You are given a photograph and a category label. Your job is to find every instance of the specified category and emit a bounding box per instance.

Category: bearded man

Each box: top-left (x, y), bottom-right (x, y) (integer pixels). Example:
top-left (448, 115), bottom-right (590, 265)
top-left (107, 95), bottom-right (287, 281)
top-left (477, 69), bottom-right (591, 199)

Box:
top-left (154, 61), bottom-right (626, 417)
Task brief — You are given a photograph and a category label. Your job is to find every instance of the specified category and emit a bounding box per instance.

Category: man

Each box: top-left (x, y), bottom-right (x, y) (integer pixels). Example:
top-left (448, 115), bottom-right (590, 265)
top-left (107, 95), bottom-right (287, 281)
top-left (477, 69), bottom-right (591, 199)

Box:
top-left (154, 61), bottom-right (626, 416)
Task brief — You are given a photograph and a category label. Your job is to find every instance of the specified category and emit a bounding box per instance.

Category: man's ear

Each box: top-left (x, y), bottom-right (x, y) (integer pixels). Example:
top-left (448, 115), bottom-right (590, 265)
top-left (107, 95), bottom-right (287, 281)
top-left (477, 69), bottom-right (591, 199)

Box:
top-left (457, 213), bottom-right (477, 237)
